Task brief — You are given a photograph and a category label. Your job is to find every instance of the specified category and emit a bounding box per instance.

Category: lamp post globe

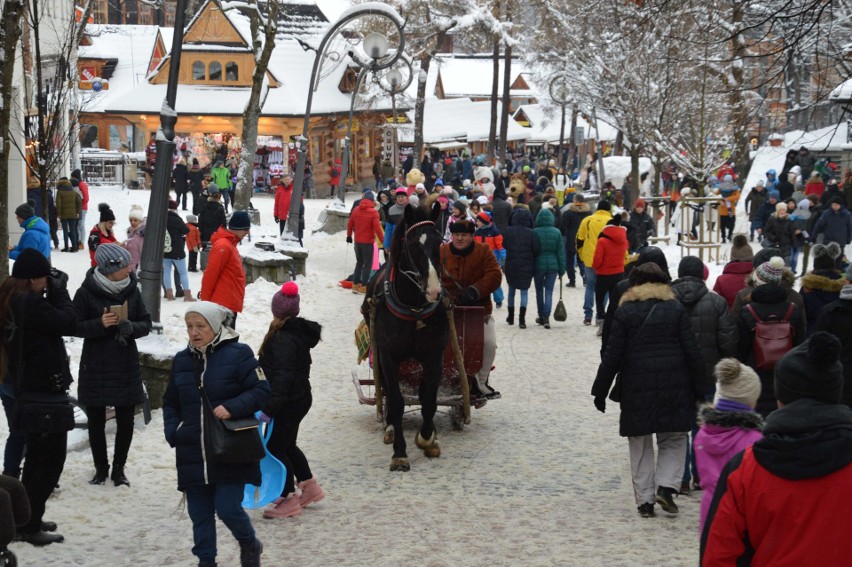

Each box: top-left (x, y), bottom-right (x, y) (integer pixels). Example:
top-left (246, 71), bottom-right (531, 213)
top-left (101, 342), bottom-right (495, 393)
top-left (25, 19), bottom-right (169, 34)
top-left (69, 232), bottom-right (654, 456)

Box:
top-left (363, 32), bottom-right (390, 60)
top-left (387, 68), bottom-right (403, 90)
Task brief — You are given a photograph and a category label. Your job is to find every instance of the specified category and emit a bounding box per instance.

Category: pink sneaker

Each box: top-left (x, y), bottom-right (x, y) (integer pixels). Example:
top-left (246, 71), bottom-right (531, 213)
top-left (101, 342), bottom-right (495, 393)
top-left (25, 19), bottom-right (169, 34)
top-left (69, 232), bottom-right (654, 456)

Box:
top-left (263, 494), bottom-right (301, 519)
top-left (297, 477), bottom-right (325, 507)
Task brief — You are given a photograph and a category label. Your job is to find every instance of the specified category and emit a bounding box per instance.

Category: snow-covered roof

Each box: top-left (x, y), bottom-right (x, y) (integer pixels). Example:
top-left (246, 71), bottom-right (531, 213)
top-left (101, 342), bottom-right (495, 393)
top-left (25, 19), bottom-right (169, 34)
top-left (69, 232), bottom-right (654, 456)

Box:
top-left (396, 97), bottom-right (530, 145)
top-left (830, 77), bottom-right (852, 103)
top-left (783, 122), bottom-right (848, 153)
top-left (512, 104), bottom-right (619, 143)
top-left (77, 25), bottom-right (163, 113)
top-left (432, 57), bottom-right (533, 99)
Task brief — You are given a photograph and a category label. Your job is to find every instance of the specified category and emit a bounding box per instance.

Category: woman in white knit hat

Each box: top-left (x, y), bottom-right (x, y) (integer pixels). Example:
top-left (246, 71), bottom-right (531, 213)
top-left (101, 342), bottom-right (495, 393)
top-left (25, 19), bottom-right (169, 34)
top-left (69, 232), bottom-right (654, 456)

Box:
top-left (694, 358), bottom-right (764, 533)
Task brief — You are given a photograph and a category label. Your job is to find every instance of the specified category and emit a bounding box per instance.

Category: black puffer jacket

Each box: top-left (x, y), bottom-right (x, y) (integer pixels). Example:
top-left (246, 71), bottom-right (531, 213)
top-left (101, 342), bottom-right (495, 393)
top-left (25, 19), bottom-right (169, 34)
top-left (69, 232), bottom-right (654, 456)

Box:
top-left (762, 214), bottom-right (796, 258)
top-left (592, 283), bottom-right (706, 437)
top-left (800, 270), bottom-right (845, 335)
top-left (163, 331), bottom-right (270, 490)
top-left (5, 288), bottom-right (77, 394)
top-left (559, 201), bottom-right (591, 253)
top-left (259, 317), bottom-right (322, 416)
top-left (626, 210), bottom-right (655, 251)
top-left (164, 209), bottom-right (190, 260)
top-left (737, 283), bottom-right (806, 416)
top-left (502, 207), bottom-right (540, 290)
top-left (490, 195), bottom-right (513, 234)
top-left (73, 269), bottom-right (152, 407)
top-left (813, 293), bottom-right (852, 406)
top-left (672, 277), bottom-right (738, 387)
top-left (198, 198), bottom-right (226, 242)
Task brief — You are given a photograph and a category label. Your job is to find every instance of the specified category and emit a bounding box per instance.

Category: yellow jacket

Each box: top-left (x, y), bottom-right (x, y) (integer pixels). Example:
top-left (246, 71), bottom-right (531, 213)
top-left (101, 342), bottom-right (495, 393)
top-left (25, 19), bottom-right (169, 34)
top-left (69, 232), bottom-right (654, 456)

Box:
top-left (576, 209), bottom-right (613, 267)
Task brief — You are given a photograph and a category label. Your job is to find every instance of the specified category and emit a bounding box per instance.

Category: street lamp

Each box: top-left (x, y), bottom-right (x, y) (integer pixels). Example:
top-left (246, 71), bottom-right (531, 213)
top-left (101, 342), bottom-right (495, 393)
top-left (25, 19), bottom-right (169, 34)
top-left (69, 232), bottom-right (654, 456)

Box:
top-left (138, 0), bottom-right (189, 325)
top-left (549, 77), bottom-right (570, 169)
top-left (285, 2), bottom-right (406, 241)
top-left (337, 30), bottom-right (399, 203)
top-left (380, 57), bottom-right (414, 176)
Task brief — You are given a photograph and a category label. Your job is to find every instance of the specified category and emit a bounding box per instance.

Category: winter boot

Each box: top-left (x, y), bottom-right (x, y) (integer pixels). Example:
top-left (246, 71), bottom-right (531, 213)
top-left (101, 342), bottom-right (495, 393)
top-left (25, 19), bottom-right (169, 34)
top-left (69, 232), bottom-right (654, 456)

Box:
top-left (111, 466), bottom-right (130, 487)
top-left (518, 307), bottom-right (527, 329)
top-left (655, 486), bottom-right (678, 514)
top-left (183, 290), bottom-right (197, 302)
top-left (89, 466), bottom-right (109, 485)
top-left (18, 530), bottom-right (64, 546)
top-left (505, 307), bottom-right (514, 325)
top-left (543, 317), bottom-right (550, 330)
top-left (262, 494), bottom-right (301, 519)
top-left (297, 477), bottom-right (325, 507)
top-left (164, 289), bottom-right (176, 301)
top-left (239, 538), bottom-right (263, 567)
top-left (198, 561), bottom-right (217, 567)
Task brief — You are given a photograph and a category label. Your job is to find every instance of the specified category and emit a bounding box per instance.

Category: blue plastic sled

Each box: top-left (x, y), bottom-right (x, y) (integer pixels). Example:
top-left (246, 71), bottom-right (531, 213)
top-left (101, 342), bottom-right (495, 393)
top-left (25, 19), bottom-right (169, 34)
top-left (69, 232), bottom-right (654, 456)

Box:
top-left (242, 414), bottom-right (287, 509)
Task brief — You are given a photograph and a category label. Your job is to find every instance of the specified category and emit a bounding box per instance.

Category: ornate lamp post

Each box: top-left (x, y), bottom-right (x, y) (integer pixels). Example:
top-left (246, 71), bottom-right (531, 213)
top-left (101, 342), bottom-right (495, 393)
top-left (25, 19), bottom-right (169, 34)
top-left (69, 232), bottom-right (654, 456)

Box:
top-left (382, 58), bottom-right (414, 175)
top-left (138, 0), bottom-right (189, 326)
top-left (285, 3), bottom-right (406, 241)
top-left (549, 77), bottom-right (570, 169)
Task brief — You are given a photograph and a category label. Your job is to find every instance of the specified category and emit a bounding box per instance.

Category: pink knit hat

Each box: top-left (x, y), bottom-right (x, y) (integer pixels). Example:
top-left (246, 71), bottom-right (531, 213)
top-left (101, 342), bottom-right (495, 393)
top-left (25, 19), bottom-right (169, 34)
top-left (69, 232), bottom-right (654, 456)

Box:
top-left (271, 281), bottom-right (300, 319)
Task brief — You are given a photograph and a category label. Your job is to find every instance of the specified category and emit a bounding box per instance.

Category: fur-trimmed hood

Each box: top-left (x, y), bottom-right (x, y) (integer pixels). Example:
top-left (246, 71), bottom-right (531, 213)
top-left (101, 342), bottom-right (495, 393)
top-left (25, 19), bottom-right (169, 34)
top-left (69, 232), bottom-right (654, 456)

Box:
top-left (620, 282), bottom-right (675, 305)
top-left (565, 202), bottom-right (590, 214)
top-left (801, 271), bottom-right (846, 293)
top-left (698, 404), bottom-right (765, 430)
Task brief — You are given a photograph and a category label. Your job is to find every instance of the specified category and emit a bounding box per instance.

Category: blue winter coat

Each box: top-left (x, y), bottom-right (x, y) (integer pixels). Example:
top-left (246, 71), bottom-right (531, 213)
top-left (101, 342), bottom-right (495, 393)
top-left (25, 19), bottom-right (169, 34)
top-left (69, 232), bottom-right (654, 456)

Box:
top-left (503, 208), bottom-right (540, 290)
top-left (10, 216), bottom-right (51, 260)
top-left (163, 332), bottom-right (270, 491)
top-left (533, 208), bottom-right (566, 276)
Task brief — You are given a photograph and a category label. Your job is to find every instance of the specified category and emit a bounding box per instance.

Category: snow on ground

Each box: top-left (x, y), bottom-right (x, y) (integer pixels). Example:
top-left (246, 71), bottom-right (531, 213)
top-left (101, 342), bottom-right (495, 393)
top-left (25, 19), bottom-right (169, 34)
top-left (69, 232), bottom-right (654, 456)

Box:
top-left (1, 186), bottom-right (748, 566)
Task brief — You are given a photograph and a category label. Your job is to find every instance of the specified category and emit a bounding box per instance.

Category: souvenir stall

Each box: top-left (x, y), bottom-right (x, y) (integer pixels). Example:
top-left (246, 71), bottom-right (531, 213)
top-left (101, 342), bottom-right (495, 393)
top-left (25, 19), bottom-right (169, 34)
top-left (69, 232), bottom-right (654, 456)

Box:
top-left (253, 135), bottom-right (285, 192)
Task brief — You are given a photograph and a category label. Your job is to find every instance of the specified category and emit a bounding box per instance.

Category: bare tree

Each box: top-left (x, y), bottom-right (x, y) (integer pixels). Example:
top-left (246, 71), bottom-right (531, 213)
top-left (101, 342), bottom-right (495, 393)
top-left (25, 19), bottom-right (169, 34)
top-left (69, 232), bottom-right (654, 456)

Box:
top-left (0, 0), bottom-right (25, 280)
top-left (227, 0), bottom-right (278, 212)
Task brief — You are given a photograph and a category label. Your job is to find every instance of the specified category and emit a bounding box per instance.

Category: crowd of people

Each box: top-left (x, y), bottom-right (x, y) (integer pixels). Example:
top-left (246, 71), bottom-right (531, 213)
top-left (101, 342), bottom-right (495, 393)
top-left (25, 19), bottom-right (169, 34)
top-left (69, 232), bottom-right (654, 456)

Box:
top-left (3, 146), bottom-right (852, 564)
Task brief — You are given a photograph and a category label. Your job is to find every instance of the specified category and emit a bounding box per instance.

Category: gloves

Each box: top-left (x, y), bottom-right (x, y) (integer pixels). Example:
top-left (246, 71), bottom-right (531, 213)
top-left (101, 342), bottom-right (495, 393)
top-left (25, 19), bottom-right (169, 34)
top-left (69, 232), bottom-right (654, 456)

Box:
top-left (346, 235), bottom-right (353, 244)
top-left (274, 216), bottom-right (279, 223)
top-left (459, 286), bottom-right (480, 306)
top-left (117, 319), bottom-right (134, 337)
top-left (594, 396), bottom-right (606, 413)
top-left (48, 268), bottom-right (69, 294)
top-left (258, 412), bottom-right (272, 424)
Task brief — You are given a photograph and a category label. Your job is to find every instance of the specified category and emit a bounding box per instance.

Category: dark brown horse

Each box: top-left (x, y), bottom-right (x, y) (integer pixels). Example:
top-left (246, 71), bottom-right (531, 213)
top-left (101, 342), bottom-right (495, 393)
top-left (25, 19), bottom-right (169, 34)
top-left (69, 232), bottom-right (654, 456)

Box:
top-left (363, 204), bottom-right (448, 471)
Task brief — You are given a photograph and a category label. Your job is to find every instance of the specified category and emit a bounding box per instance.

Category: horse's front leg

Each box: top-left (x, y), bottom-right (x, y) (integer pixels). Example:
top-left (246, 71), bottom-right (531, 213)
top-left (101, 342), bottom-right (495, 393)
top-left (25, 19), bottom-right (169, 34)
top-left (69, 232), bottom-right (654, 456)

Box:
top-left (380, 352), bottom-right (409, 472)
top-left (415, 356), bottom-right (442, 459)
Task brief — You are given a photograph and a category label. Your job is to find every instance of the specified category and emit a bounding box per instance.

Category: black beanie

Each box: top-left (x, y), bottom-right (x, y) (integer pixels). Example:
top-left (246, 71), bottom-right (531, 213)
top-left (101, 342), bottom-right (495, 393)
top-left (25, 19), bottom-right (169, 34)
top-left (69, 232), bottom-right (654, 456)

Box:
top-left (15, 200), bottom-right (35, 220)
top-left (774, 332), bottom-right (844, 405)
top-left (753, 246), bottom-right (781, 268)
top-left (636, 246), bottom-right (670, 280)
top-left (11, 248), bottom-right (51, 279)
top-left (678, 256), bottom-right (705, 279)
top-left (99, 203), bottom-right (116, 222)
top-left (597, 200), bottom-right (611, 212)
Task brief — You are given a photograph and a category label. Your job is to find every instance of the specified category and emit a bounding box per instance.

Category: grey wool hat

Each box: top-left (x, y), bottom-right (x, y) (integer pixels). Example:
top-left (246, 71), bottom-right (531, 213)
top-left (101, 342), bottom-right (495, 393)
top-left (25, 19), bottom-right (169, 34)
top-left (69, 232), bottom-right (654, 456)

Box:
top-left (95, 243), bottom-right (131, 275)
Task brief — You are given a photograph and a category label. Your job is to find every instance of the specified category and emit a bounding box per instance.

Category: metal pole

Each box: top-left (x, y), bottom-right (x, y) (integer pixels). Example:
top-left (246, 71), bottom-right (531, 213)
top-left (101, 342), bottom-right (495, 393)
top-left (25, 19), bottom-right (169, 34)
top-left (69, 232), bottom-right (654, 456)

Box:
top-left (285, 3), bottom-right (406, 241)
top-left (338, 66), bottom-right (369, 202)
top-left (391, 94), bottom-right (397, 178)
top-left (138, 0), bottom-right (188, 325)
top-left (558, 103), bottom-right (566, 170)
top-left (592, 107), bottom-right (606, 189)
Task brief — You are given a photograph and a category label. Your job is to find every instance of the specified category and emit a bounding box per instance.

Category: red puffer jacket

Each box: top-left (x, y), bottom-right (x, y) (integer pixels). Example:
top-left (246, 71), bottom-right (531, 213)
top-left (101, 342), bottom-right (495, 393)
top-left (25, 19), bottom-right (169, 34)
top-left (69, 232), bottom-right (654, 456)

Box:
top-left (347, 200), bottom-right (384, 244)
top-left (200, 228), bottom-right (246, 313)
top-left (592, 225), bottom-right (628, 276)
top-left (274, 182), bottom-right (293, 221)
top-left (712, 261), bottom-right (752, 309)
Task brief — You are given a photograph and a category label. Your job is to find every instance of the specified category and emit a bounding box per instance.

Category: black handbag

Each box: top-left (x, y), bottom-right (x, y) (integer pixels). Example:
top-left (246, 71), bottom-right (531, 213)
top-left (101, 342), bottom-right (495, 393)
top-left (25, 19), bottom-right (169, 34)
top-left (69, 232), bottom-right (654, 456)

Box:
top-left (553, 277), bottom-right (567, 322)
top-left (194, 372), bottom-right (265, 464)
top-left (14, 393), bottom-right (75, 434)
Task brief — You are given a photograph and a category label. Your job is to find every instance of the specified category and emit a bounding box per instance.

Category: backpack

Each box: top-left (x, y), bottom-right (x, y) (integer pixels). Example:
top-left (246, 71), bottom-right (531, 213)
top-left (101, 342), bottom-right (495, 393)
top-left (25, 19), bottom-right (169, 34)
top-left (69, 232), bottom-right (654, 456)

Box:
top-left (745, 303), bottom-right (795, 371)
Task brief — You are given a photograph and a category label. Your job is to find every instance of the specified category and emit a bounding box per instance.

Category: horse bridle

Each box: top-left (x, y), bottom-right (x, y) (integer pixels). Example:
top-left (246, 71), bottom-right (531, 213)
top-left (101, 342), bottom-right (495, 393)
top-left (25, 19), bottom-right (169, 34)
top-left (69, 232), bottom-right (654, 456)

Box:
top-left (397, 220), bottom-right (441, 294)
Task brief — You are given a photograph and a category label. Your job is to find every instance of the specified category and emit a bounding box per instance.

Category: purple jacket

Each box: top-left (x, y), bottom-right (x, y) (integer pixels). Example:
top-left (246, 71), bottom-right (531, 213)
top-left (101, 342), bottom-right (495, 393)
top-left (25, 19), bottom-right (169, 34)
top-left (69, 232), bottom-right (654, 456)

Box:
top-left (694, 403), bottom-right (764, 533)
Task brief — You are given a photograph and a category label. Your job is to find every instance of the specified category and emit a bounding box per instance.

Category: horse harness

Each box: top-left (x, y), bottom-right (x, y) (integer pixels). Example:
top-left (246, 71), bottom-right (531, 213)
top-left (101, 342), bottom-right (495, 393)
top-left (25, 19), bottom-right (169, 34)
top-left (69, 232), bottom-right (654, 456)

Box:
top-left (372, 220), bottom-right (443, 329)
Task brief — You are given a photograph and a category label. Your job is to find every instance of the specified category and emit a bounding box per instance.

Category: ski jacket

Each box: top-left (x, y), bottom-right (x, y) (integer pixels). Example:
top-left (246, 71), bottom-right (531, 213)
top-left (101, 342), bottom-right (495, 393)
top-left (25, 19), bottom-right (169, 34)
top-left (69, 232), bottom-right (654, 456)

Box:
top-left (200, 228), bottom-right (246, 313)
top-left (347, 199), bottom-right (384, 245)
top-left (576, 209), bottom-right (612, 267)
top-left (712, 261), bottom-right (753, 310)
top-left (592, 224), bottom-right (628, 276)
top-left (10, 216), bottom-right (51, 261)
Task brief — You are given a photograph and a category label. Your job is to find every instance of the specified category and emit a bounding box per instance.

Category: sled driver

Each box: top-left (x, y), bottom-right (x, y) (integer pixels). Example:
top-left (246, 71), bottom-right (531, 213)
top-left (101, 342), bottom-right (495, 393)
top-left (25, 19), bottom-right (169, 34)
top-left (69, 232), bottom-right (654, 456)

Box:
top-left (440, 219), bottom-right (503, 400)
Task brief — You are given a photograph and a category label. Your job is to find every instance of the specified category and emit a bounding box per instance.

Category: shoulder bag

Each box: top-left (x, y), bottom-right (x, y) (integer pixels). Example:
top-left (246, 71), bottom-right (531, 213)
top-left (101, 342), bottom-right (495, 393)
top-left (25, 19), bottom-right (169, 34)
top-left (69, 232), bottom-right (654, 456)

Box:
top-left (553, 276), bottom-right (567, 322)
top-left (194, 369), bottom-right (265, 464)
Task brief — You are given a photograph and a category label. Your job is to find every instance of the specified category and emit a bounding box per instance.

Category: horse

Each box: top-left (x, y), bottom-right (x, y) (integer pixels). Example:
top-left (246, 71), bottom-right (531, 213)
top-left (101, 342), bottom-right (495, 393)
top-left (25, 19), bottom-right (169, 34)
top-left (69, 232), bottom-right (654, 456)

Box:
top-left (362, 203), bottom-right (448, 471)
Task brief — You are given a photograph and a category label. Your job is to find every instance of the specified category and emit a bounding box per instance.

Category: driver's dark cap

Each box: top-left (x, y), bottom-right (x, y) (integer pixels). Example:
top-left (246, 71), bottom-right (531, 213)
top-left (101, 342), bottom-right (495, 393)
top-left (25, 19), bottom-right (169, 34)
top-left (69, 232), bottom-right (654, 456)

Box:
top-left (449, 219), bottom-right (475, 234)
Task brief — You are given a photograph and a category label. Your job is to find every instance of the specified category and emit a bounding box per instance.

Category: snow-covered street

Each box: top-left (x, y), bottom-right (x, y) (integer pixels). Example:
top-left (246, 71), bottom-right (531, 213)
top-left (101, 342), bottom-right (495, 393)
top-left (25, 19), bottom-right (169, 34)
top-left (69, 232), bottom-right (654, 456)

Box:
top-left (4, 187), bottom-right (710, 566)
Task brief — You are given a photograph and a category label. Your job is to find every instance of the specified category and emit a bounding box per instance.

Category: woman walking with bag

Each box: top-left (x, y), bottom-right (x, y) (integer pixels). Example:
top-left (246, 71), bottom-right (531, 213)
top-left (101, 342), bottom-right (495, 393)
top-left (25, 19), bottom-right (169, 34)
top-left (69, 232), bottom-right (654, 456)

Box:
top-left (0, 249), bottom-right (77, 545)
top-left (532, 208), bottom-right (566, 329)
top-left (73, 244), bottom-right (152, 487)
top-left (163, 302), bottom-right (269, 567)
top-left (258, 282), bottom-right (325, 519)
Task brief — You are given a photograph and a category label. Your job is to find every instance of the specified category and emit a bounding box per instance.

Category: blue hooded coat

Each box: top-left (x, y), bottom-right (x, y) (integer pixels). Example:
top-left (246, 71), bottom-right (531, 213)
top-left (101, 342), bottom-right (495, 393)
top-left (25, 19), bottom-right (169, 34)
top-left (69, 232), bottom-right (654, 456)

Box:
top-left (10, 215), bottom-right (51, 260)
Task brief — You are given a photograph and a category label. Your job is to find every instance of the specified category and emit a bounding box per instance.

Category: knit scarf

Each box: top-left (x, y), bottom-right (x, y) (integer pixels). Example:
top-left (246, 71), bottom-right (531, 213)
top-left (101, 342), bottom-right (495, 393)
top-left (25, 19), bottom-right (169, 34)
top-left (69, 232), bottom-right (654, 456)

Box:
top-left (93, 268), bottom-right (130, 295)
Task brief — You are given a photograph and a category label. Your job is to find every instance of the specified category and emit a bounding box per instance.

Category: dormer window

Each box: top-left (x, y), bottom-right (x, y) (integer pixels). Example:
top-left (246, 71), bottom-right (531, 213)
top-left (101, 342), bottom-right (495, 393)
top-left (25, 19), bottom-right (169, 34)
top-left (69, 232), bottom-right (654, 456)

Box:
top-left (209, 61), bottom-right (222, 81)
top-left (192, 61), bottom-right (205, 80)
top-left (226, 62), bottom-right (238, 81)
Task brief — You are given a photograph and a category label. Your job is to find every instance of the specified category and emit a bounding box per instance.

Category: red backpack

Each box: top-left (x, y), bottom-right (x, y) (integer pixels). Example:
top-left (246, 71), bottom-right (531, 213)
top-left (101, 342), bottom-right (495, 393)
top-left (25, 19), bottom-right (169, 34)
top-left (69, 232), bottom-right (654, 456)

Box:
top-left (745, 303), bottom-right (795, 371)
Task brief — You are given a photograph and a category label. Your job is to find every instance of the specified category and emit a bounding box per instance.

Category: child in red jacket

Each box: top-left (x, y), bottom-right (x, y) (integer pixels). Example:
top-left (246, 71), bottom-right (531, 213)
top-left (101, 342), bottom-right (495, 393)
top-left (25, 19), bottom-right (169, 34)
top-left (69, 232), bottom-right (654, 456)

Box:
top-left (186, 214), bottom-right (202, 272)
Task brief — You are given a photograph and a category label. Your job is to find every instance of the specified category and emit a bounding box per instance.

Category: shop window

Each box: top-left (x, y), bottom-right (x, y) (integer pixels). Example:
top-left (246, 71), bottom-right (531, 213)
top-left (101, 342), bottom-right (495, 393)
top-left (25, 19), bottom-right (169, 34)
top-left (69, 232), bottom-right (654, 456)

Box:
top-left (209, 61), bottom-right (222, 81)
top-left (226, 62), bottom-right (238, 81)
top-left (192, 61), bottom-right (205, 80)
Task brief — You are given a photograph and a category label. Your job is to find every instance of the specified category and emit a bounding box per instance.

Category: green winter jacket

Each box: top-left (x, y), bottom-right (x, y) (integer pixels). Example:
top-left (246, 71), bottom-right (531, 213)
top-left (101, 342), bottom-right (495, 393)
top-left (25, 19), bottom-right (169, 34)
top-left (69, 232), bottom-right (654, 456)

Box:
top-left (54, 181), bottom-right (82, 220)
top-left (534, 208), bottom-right (566, 276)
top-left (210, 165), bottom-right (232, 190)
